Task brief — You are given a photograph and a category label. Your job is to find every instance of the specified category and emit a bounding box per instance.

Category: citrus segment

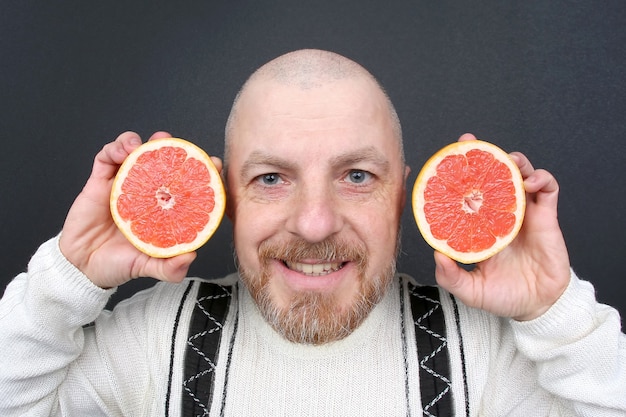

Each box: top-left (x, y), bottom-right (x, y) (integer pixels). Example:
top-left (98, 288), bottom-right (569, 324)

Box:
top-left (412, 140), bottom-right (525, 264)
top-left (110, 137), bottom-right (226, 258)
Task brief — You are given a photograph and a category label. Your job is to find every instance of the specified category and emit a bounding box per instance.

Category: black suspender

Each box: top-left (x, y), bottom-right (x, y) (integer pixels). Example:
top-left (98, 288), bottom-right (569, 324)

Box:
top-left (407, 283), bottom-right (454, 416)
top-left (181, 282), bottom-right (234, 417)
top-left (179, 279), bottom-right (457, 416)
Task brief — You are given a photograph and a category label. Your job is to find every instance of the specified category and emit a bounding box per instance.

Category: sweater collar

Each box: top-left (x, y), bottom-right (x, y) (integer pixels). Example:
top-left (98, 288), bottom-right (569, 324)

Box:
top-left (237, 275), bottom-right (401, 359)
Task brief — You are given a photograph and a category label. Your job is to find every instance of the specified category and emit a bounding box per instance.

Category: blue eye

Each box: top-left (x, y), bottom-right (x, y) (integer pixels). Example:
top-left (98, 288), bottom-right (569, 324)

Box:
top-left (346, 170), bottom-right (371, 184)
top-left (259, 173), bottom-right (282, 185)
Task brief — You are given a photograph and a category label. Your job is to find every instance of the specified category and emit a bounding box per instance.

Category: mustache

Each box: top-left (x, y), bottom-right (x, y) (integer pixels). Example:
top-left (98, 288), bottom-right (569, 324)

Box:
top-left (258, 236), bottom-right (367, 268)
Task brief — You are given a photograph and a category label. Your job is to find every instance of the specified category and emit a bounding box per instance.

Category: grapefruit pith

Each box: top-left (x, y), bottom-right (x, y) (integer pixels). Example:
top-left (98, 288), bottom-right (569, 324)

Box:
top-left (412, 140), bottom-right (525, 264)
top-left (110, 137), bottom-right (226, 258)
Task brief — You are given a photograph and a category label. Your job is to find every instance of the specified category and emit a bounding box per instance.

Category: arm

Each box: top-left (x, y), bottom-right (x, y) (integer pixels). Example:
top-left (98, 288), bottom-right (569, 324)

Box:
top-left (0, 131), bottom-right (212, 415)
top-left (511, 272), bottom-right (626, 415)
top-left (435, 133), bottom-right (626, 414)
top-left (0, 237), bottom-right (190, 416)
top-left (0, 237), bottom-right (114, 415)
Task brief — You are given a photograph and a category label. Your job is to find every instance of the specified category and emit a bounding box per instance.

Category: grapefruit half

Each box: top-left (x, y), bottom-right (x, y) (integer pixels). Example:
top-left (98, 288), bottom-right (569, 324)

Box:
top-left (412, 140), bottom-right (525, 264)
top-left (110, 137), bottom-right (226, 258)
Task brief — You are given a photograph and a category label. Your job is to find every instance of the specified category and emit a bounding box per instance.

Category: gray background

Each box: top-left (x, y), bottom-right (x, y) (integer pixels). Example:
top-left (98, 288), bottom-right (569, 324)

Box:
top-left (1, 0), bottom-right (624, 325)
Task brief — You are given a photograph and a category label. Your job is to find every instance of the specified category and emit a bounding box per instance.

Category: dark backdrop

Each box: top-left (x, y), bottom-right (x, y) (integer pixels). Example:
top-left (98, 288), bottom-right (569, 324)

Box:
top-left (2, 0), bottom-right (624, 325)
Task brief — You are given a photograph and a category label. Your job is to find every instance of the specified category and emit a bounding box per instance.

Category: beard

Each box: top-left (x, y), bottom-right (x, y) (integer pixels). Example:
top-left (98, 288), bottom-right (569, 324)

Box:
top-left (237, 235), bottom-right (398, 345)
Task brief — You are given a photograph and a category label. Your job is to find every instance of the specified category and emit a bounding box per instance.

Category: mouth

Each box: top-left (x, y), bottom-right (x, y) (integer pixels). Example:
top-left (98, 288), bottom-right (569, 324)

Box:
top-left (283, 260), bottom-right (346, 276)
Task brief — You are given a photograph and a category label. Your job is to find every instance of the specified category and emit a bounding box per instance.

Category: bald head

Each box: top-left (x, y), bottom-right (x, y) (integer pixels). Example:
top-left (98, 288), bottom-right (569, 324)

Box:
top-left (245, 49), bottom-right (368, 89)
top-left (224, 49), bottom-right (404, 175)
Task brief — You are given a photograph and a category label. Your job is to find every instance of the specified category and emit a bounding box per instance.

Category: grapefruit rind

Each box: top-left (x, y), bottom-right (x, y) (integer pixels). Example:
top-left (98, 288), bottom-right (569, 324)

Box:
top-left (110, 137), bottom-right (226, 258)
top-left (412, 140), bottom-right (526, 264)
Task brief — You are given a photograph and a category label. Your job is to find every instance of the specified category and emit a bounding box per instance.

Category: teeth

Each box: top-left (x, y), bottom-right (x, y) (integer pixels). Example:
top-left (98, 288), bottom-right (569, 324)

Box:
top-left (285, 261), bottom-right (343, 276)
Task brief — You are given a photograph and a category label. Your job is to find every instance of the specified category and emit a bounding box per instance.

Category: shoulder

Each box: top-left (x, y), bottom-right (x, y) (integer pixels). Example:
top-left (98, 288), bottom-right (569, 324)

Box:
top-left (113, 273), bottom-right (239, 314)
top-left (397, 272), bottom-right (501, 337)
top-left (98, 273), bottom-right (239, 336)
top-left (90, 274), bottom-right (240, 369)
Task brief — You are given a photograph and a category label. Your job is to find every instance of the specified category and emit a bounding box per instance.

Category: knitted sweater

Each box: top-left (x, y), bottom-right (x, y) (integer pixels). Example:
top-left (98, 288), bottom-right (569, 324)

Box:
top-left (0, 236), bottom-right (625, 416)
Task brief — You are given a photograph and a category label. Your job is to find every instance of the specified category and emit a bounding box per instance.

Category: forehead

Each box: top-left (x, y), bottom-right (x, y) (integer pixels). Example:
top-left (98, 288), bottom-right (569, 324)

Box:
top-left (229, 77), bottom-right (399, 159)
top-left (245, 76), bottom-right (383, 117)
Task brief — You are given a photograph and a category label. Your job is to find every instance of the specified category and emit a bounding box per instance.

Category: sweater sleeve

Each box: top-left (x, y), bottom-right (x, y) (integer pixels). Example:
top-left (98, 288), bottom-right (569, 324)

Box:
top-left (511, 271), bottom-right (626, 416)
top-left (0, 236), bottom-right (115, 416)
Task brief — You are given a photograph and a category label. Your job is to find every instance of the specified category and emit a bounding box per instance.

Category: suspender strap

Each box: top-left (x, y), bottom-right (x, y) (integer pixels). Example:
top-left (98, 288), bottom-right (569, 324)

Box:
top-left (408, 283), bottom-right (453, 417)
top-left (181, 282), bottom-right (234, 417)
top-left (181, 281), bottom-right (454, 417)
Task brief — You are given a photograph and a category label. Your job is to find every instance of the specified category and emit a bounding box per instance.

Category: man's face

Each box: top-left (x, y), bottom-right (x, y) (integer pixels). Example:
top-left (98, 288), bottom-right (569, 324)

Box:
top-left (226, 76), bottom-right (408, 344)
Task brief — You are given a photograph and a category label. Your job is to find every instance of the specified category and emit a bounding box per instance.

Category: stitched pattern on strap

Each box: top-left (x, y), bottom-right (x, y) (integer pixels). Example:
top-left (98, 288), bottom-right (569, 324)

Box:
top-left (408, 283), bottom-right (453, 417)
top-left (165, 281), bottom-right (194, 417)
top-left (182, 283), bottom-right (233, 417)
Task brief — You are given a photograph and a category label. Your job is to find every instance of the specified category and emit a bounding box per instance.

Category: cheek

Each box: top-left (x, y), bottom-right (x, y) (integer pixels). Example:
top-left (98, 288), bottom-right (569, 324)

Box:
top-left (232, 202), bottom-right (281, 267)
top-left (354, 201), bottom-right (402, 261)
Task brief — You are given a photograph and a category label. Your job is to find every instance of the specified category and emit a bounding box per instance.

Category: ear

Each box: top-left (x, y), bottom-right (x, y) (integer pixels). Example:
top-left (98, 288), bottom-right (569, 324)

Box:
top-left (399, 165), bottom-right (411, 212)
top-left (225, 201), bottom-right (235, 221)
top-left (214, 157), bottom-right (235, 221)
top-left (224, 185), bottom-right (235, 221)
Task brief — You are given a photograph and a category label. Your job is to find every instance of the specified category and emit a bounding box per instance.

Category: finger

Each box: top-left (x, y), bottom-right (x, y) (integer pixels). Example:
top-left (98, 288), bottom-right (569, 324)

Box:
top-left (117, 131), bottom-right (144, 153)
top-left (146, 252), bottom-right (197, 283)
top-left (524, 168), bottom-right (560, 207)
top-left (457, 133), bottom-right (477, 142)
top-left (163, 252), bottom-right (197, 283)
top-left (147, 131), bottom-right (172, 141)
top-left (210, 156), bottom-right (223, 174)
top-left (509, 151), bottom-right (536, 179)
top-left (434, 251), bottom-right (485, 311)
top-left (434, 251), bottom-right (467, 293)
top-left (110, 131), bottom-right (142, 162)
top-left (90, 132), bottom-right (142, 181)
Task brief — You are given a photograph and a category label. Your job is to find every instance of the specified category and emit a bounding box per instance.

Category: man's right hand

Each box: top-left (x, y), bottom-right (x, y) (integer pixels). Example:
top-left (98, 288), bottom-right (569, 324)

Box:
top-left (59, 131), bottom-right (204, 289)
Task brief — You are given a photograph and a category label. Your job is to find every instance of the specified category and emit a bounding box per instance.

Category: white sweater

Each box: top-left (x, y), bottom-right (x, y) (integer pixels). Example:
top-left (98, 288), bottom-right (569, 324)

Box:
top-left (0, 236), bottom-right (625, 416)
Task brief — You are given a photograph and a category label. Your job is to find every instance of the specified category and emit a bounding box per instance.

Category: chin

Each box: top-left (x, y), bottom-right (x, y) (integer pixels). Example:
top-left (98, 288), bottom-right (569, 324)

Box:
top-left (240, 262), bottom-right (395, 345)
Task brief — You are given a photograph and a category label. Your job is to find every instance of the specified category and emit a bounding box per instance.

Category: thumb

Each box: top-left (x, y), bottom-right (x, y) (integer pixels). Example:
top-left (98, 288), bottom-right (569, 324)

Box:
top-left (210, 156), bottom-right (223, 174)
top-left (147, 252), bottom-right (197, 283)
top-left (434, 252), bottom-right (485, 312)
top-left (434, 251), bottom-right (466, 294)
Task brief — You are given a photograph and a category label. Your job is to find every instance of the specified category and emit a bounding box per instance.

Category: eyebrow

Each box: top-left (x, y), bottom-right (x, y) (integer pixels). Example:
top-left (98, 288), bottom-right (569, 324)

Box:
top-left (239, 146), bottom-right (391, 180)
top-left (240, 151), bottom-right (298, 181)
top-left (329, 146), bottom-right (390, 174)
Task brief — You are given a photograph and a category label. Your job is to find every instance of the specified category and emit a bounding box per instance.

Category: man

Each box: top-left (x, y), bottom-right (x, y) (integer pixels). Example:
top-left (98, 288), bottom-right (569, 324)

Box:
top-left (1, 49), bottom-right (624, 416)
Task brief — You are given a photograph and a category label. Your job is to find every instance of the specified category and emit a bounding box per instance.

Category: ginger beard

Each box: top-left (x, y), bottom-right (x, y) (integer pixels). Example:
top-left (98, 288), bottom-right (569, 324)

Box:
top-left (237, 235), bottom-right (399, 345)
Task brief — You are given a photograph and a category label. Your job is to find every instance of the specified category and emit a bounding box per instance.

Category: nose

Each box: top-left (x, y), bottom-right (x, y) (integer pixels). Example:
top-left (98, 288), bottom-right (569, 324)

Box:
top-left (285, 181), bottom-right (344, 243)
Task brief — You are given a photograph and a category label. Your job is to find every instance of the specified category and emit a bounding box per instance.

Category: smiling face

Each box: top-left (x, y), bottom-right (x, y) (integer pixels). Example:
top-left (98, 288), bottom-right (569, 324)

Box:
top-left (225, 51), bottom-right (408, 344)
